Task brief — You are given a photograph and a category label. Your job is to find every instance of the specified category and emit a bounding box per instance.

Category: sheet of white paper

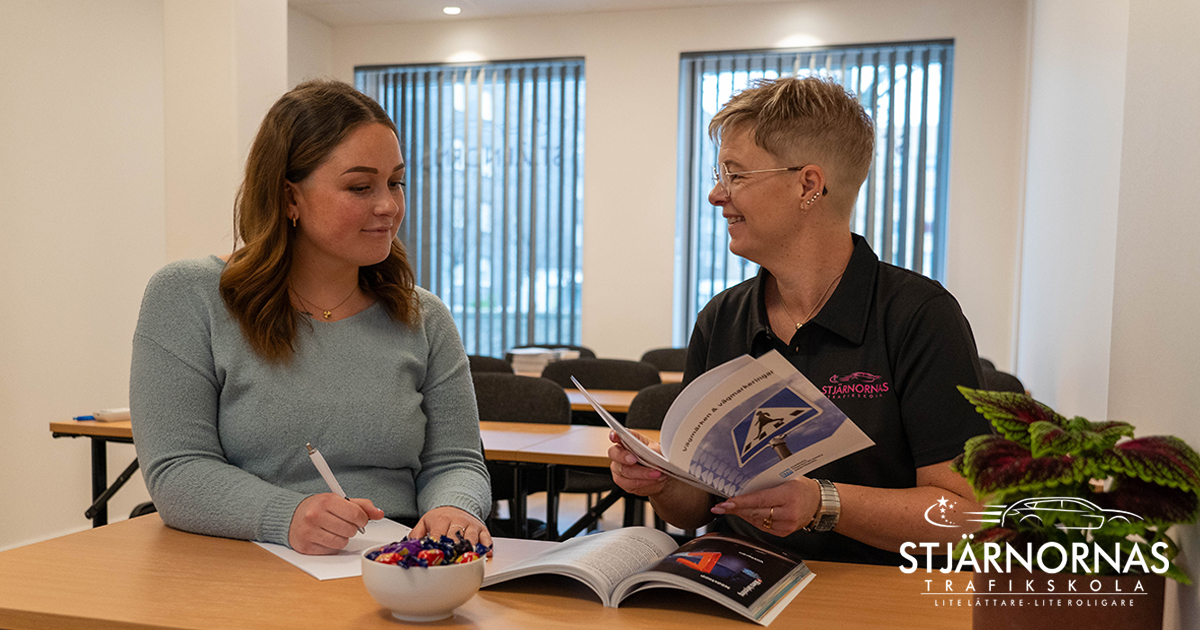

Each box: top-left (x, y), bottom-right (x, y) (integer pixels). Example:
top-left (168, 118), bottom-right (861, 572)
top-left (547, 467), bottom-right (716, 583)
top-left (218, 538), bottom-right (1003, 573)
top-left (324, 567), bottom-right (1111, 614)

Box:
top-left (254, 518), bottom-right (412, 581)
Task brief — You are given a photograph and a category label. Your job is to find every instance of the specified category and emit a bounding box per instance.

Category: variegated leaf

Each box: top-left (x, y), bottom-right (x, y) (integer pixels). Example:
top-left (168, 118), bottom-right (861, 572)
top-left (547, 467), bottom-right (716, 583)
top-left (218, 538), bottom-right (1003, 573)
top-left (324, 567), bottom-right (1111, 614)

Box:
top-left (1094, 476), bottom-right (1200, 527)
top-left (1028, 419), bottom-right (1136, 458)
top-left (1100, 436), bottom-right (1200, 494)
top-left (957, 387), bottom-right (1067, 446)
top-left (957, 434), bottom-right (1087, 496)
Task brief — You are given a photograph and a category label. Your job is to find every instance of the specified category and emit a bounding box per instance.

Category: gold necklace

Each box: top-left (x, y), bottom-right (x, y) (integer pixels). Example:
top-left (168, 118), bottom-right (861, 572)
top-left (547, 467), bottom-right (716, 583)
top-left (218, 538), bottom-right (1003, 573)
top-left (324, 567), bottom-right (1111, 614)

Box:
top-left (778, 271), bottom-right (844, 330)
top-left (291, 285), bottom-right (358, 320)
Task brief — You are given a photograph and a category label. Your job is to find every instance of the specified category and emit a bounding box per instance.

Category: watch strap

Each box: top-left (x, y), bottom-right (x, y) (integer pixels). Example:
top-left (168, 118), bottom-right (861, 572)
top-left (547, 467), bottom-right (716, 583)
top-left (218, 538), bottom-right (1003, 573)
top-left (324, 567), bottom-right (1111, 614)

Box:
top-left (802, 479), bottom-right (841, 532)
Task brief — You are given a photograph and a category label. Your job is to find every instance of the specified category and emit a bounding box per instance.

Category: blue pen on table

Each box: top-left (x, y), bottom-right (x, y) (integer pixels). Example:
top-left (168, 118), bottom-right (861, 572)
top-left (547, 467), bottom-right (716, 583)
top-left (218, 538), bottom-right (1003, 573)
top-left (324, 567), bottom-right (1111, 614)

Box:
top-left (305, 442), bottom-right (367, 535)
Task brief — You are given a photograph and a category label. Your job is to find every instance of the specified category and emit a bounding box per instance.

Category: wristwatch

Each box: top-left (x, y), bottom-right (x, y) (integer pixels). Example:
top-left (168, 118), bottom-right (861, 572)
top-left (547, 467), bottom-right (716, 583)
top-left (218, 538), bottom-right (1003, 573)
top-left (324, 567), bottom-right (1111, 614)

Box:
top-left (802, 479), bottom-right (841, 532)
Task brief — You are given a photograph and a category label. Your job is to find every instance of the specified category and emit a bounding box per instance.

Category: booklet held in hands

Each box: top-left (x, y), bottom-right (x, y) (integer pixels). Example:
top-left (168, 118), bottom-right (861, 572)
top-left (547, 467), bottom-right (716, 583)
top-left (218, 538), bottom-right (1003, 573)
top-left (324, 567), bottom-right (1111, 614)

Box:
top-left (574, 350), bottom-right (874, 497)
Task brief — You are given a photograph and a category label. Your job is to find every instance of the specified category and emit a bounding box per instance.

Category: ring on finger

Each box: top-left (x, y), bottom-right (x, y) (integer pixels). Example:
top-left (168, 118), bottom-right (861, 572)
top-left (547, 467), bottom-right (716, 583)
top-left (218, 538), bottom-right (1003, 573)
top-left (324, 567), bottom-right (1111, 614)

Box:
top-left (763, 506), bottom-right (774, 530)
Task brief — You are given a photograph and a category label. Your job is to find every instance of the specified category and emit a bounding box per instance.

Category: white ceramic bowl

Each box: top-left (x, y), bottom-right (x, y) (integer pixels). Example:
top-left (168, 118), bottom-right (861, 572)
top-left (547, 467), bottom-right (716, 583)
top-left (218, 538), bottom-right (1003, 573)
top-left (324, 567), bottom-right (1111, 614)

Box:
top-left (360, 544), bottom-right (485, 622)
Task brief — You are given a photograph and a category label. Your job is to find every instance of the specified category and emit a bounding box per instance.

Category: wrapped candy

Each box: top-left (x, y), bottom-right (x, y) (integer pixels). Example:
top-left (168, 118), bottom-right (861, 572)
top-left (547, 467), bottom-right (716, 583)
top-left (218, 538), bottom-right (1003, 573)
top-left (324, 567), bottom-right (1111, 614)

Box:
top-left (373, 552), bottom-right (402, 565)
top-left (370, 533), bottom-right (492, 569)
top-left (417, 549), bottom-right (445, 566)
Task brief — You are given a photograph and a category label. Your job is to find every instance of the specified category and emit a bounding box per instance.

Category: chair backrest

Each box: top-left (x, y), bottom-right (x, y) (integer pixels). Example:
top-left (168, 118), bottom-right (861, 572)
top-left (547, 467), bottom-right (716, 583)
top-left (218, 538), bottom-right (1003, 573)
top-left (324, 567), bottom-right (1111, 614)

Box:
top-left (982, 368), bottom-right (1025, 394)
top-left (471, 373), bottom-right (570, 425)
top-left (468, 355), bottom-right (513, 374)
top-left (625, 382), bottom-right (685, 430)
top-left (639, 347), bottom-right (687, 372)
top-left (541, 358), bottom-right (662, 391)
top-left (978, 357), bottom-right (997, 372)
top-left (504, 344), bottom-right (597, 363)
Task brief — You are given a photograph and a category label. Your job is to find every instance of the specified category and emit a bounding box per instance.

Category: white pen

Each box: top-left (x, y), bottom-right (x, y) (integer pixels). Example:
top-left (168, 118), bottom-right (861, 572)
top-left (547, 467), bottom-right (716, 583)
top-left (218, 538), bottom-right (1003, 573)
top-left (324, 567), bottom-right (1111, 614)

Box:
top-left (306, 442), bottom-right (367, 535)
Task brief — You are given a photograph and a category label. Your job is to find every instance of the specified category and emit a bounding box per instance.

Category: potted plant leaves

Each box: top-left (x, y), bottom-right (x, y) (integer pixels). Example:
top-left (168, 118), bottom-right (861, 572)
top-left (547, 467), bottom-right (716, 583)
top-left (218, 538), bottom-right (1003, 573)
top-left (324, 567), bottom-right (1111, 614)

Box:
top-left (952, 387), bottom-right (1200, 630)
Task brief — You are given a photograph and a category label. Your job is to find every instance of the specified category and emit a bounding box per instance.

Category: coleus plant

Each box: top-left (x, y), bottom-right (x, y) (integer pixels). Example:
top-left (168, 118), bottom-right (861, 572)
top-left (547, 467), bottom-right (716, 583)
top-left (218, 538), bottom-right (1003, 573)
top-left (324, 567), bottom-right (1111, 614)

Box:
top-left (951, 387), bottom-right (1200, 583)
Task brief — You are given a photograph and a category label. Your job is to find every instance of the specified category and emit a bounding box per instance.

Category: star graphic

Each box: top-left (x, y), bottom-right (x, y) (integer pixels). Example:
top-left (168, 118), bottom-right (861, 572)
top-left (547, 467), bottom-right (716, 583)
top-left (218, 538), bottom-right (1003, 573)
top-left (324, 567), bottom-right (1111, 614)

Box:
top-left (937, 496), bottom-right (949, 508)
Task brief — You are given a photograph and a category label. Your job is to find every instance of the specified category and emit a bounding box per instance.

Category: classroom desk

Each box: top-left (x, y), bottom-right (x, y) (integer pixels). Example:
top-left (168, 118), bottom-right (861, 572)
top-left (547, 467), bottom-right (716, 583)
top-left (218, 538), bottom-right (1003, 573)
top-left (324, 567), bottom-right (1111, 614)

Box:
top-left (0, 514), bottom-right (972, 630)
top-left (51, 419), bottom-right (656, 540)
top-left (516, 370), bottom-right (683, 384)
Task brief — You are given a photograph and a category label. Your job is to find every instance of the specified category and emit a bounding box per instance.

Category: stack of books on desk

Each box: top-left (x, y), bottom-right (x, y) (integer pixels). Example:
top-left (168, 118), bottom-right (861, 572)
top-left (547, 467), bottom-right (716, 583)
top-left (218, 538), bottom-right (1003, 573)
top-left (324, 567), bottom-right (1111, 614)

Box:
top-left (508, 347), bottom-right (581, 375)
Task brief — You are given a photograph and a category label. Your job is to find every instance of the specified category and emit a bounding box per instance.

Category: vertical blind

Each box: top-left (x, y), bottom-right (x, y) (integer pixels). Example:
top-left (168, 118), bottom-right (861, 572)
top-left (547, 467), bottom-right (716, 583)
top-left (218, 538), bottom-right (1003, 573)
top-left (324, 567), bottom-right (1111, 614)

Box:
top-left (357, 59), bottom-right (586, 358)
top-left (675, 41), bottom-right (955, 344)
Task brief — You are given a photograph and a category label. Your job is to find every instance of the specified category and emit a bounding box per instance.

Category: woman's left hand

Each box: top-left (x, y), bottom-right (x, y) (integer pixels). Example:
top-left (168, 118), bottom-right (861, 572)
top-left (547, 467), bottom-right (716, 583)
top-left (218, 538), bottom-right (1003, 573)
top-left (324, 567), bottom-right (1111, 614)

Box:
top-left (710, 478), bottom-right (822, 536)
top-left (409, 506), bottom-right (493, 555)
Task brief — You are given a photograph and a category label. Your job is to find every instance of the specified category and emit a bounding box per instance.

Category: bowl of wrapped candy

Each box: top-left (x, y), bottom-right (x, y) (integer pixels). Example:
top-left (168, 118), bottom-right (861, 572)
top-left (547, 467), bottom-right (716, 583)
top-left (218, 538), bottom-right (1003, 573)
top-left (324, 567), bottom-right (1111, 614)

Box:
top-left (361, 533), bottom-right (492, 622)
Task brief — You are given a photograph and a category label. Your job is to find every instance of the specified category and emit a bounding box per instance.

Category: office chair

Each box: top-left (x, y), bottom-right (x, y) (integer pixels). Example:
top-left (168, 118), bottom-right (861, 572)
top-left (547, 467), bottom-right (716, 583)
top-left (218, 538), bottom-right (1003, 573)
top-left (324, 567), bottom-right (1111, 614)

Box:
top-left (639, 347), bottom-right (687, 373)
top-left (468, 354), bottom-right (513, 374)
top-left (623, 382), bottom-right (694, 535)
top-left (472, 372), bottom-right (565, 538)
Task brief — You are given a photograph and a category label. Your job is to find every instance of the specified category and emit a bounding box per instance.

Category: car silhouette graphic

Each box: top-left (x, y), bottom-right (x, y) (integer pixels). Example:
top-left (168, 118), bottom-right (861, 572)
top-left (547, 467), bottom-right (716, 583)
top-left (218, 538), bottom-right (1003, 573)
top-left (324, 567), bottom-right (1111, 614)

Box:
top-left (829, 372), bottom-right (882, 384)
top-left (999, 497), bottom-right (1143, 531)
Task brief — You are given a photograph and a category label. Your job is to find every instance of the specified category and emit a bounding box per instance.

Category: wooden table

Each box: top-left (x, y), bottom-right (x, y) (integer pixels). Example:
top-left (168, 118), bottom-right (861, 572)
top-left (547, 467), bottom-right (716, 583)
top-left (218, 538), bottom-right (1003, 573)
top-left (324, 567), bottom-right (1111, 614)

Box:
top-left (0, 514), bottom-right (972, 630)
top-left (480, 423), bottom-right (658, 540)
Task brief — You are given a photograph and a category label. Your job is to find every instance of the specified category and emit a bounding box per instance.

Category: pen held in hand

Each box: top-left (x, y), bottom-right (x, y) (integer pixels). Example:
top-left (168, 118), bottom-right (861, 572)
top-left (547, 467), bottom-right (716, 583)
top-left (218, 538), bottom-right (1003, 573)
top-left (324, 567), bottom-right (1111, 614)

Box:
top-left (305, 442), bottom-right (367, 535)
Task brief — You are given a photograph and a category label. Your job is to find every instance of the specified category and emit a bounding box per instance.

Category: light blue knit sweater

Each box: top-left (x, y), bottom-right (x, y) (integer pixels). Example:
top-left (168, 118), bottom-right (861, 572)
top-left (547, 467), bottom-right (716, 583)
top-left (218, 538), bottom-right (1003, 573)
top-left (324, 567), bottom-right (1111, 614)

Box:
top-left (130, 256), bottom-right (490, 547)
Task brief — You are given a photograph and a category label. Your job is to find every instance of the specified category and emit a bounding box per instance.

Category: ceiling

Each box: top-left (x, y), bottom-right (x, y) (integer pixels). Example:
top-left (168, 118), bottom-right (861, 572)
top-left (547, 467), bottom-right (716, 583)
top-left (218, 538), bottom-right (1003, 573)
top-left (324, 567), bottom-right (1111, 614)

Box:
top-left (288, 0), bottom-right (784, 26)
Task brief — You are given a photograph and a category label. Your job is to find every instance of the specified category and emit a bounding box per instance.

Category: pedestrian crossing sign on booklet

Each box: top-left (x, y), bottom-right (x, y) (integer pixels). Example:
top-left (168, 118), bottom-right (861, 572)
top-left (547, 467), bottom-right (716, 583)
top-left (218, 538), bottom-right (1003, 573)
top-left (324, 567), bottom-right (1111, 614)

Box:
top-left (573, 350), bottom-right (874, 498)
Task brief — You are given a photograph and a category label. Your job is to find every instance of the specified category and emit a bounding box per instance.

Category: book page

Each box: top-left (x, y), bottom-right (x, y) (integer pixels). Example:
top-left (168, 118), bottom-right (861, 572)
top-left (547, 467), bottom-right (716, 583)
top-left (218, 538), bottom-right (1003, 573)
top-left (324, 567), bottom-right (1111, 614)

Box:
top-left (611, 532), bottom-right (814, 626)
top-left (570, 379), bottom-right (694, 483)
top-left (482, 527), bottom-right (678, 606)
top-left (658, 354), bottom-right (755, 451)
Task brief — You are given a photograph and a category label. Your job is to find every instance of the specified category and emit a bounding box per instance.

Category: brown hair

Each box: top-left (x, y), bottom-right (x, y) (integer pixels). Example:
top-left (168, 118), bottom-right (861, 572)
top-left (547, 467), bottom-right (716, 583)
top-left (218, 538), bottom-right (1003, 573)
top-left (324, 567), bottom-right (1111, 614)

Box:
top-left (220, 80), bottom-right (418, 363)
top-left (709, 77), bottom-right (875, 202)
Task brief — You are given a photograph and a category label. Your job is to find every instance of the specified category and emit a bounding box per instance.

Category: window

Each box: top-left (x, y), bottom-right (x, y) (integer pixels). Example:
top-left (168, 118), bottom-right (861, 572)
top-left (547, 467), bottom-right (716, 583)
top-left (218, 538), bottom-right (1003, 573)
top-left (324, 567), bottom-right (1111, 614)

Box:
top-left (357, 59), bottom-right (585, 357)
top-left (675, 42), bottom-right (954, 344)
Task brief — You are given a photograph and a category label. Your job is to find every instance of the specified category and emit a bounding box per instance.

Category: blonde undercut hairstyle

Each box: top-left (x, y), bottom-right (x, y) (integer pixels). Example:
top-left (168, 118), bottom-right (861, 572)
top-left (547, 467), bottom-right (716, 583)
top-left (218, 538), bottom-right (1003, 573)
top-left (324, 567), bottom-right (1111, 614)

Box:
top-left (709, 76), bottom-right (875, 203)
top-left (220, 80), bottom-right (419, 363)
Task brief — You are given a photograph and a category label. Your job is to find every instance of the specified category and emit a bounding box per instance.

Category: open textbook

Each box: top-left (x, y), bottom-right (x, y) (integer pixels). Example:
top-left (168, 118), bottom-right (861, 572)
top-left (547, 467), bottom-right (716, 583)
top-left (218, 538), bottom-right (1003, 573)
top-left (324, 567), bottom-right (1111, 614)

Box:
top-left (573, 350), bottom-right (874, 498)
top-left (482, 527), bottom-right (813, 626)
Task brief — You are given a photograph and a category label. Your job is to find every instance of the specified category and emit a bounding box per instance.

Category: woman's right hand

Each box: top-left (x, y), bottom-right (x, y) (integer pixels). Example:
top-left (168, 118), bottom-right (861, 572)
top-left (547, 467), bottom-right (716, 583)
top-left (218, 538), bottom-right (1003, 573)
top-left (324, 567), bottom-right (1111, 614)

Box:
top-left (608, 430), bottom-right (670, 497)
top-left (288, 493), bottom-right (384, 555)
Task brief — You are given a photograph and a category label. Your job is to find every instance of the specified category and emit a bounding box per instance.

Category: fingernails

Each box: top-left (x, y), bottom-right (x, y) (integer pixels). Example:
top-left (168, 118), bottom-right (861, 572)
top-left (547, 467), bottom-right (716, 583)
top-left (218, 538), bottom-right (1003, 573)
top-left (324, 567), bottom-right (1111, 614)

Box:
top-left (716, 502), bottom-right (735, 510)
top-left (648, 470), bottom-right (661, 478)
top-left (625, 454), bottom-right (637, 464)
top-left (711, 506), bottom-right (725, 514)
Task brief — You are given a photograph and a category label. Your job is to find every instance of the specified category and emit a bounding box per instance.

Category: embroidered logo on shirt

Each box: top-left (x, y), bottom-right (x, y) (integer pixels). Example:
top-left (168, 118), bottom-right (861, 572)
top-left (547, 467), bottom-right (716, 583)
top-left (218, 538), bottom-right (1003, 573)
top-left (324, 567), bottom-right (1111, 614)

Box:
top-left (822, 372), bottom-right (890, 399)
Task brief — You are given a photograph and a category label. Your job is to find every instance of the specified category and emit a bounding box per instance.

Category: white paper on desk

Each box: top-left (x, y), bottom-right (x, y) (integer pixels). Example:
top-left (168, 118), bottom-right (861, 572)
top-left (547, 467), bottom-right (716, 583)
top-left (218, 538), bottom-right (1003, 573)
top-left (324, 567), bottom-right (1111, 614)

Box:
top-left (254, 518), bottom-right (412, 580)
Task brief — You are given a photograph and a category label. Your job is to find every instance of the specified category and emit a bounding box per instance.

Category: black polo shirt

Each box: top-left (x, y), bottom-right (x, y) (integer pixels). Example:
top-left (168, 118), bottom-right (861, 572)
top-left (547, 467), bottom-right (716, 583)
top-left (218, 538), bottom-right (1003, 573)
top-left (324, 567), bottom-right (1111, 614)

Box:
top-left (684, 234), bottom-right (989, 567)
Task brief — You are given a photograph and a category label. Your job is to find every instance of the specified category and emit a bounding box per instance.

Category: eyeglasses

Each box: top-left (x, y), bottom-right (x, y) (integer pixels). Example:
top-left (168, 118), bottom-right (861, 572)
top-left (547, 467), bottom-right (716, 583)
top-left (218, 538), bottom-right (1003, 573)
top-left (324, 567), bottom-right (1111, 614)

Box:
top-left (712, 163), bottom-right (829, 196)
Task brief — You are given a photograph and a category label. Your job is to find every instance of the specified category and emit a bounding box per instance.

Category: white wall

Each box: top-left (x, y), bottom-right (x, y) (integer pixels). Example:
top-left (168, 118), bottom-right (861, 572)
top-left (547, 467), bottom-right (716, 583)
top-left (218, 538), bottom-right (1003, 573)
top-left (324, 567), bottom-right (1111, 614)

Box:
top-left (0, 0), bottom-right (166, 550)
top-left (164, 0), bottom-right (288, 261)
top-left (1106, 0), bottom-right (1200, 626)
top-left (0, 0), bottom-right (287, 552)
top-left (1015, 0), bottom-right (1128, 417)
top-left (289, 7), bottom-right (334, 87)
top-left (324, 0), bottom-right (1030, 363)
